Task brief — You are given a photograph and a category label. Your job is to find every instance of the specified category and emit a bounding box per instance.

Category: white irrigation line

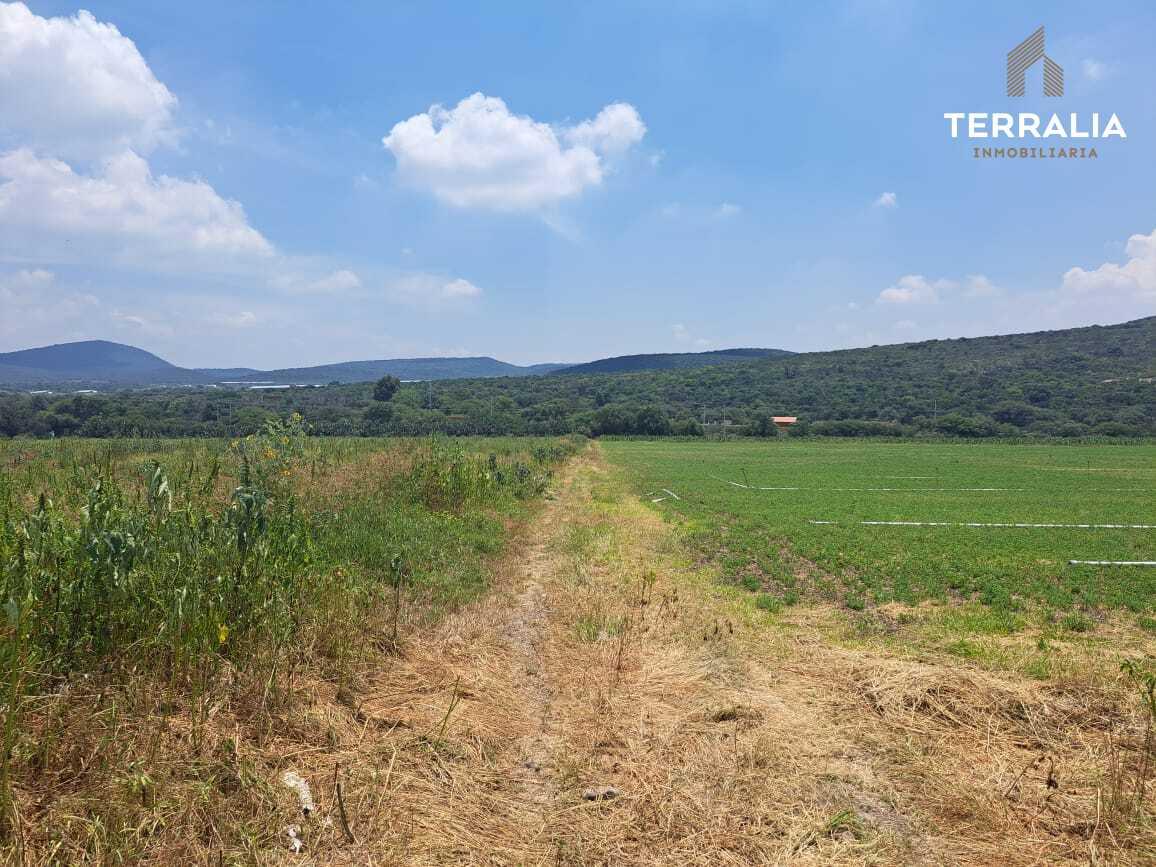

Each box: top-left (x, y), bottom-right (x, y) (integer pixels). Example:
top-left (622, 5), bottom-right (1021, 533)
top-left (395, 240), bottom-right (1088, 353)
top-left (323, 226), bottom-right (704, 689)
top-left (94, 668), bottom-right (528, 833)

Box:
top-left (718, 477), bottom-right (1020, 492)
top-left (647, 488), bottom-right (681, 503)
top-left (663, 488), bottom-right (682, 501)
top-left (809, 520), bottom-right (1156, 529)
top-left (715, 478), bottom-right (1145, 493)
top-left (711, 475), bottom-right (752, 488)
top-left (1069, 560), bottom-right (1156, 567)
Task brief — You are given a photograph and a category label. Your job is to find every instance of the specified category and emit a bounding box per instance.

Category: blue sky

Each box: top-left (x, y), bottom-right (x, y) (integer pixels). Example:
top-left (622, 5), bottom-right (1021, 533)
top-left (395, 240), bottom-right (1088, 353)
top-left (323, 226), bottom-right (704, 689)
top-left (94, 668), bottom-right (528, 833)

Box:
top-left (1, 1), bottom-right (1153, 368)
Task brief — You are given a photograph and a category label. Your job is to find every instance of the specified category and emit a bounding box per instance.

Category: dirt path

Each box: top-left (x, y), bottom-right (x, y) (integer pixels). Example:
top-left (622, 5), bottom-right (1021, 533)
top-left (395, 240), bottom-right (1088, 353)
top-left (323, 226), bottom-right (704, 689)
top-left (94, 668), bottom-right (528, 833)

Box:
top-left (287, 446), bottom-right (1147, 866)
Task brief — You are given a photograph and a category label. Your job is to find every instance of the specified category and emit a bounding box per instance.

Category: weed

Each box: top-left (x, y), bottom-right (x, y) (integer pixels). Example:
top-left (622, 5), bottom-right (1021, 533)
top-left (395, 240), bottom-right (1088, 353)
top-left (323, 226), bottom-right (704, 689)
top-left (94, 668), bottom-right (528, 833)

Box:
top-left (0, 429), bottom-right (579, 858)
top-left (1109, 659), bottom-right (1156, 828)
top-left (754, 594), bottom-right (782, 613)
top-left (1061, 613), bottom-right (1094, 633)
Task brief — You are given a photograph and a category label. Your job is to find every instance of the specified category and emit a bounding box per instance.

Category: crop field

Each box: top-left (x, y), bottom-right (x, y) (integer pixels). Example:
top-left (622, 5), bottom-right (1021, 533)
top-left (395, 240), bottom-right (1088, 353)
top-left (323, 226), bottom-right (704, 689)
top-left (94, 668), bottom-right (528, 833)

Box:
top-left (605, 439), bottom-right (1156, 618)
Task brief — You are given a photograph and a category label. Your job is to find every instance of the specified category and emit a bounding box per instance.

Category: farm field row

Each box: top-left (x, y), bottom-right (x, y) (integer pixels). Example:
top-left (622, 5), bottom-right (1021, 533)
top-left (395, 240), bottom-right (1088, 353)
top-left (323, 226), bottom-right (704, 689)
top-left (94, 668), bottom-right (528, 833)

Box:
top-left (604, 439), bottom-right (1156, 618)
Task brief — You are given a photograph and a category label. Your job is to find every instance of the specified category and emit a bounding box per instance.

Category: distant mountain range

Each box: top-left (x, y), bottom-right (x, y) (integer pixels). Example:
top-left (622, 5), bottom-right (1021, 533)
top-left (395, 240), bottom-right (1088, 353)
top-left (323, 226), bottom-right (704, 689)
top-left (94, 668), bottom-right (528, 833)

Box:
top-left (0, 340), bottom-right (792, 389)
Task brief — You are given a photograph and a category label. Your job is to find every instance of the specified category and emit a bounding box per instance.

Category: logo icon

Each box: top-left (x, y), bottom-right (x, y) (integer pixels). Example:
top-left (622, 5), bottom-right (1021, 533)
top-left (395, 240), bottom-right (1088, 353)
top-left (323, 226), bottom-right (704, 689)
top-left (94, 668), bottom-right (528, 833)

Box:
top-left (1007, 26), bottom-right (1063, 97)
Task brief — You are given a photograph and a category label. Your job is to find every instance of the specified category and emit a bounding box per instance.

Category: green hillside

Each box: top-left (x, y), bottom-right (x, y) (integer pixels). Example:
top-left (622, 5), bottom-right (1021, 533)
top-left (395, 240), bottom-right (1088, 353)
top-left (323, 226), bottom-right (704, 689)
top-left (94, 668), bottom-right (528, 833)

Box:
top-left (0, 317), bottom-right (1152, 438)
top-left (552, 347), bottom-right (792, 376)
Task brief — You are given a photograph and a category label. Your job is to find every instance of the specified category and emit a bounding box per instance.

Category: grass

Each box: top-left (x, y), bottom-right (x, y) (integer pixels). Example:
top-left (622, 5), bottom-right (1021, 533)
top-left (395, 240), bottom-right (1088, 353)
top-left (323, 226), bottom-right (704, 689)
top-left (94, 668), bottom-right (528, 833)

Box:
top-left (1, 432), bottom-right (1153, 863)
top-left (0, 422), bottom-right (582, 861)
top-left (603, 439), bottom-right (1156, 615)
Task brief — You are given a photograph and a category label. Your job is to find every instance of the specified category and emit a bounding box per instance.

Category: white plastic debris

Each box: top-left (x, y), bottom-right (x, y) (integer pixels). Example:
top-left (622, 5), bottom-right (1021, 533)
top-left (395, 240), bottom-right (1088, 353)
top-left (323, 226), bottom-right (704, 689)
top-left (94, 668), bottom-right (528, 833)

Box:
top-left (285, 825), bottom-right (303, 853)
top-left (281, 770), bottom-right (315, 816)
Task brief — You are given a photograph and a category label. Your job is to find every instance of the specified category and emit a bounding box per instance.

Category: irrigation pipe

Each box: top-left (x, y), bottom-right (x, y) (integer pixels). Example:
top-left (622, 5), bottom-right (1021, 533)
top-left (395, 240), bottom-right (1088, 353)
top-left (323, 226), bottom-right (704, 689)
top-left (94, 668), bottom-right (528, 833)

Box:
top-left (1068, 560), bottom-right (1156, 567)
top-left (809, 520), bottom-right (1156, 529)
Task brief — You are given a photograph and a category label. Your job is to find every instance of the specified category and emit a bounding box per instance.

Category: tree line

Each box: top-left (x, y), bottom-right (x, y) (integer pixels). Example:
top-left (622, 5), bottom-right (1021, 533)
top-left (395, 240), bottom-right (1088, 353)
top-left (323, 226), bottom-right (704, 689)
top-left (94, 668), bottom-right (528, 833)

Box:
top-left (1, 317), bottom-right (1152, 439)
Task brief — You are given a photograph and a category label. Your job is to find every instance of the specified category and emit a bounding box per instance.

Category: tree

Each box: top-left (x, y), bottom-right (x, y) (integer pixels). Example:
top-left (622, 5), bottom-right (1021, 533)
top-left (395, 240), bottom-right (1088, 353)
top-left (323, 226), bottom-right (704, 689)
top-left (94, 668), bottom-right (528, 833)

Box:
top-left (373, 375), bottom-right (401, 402)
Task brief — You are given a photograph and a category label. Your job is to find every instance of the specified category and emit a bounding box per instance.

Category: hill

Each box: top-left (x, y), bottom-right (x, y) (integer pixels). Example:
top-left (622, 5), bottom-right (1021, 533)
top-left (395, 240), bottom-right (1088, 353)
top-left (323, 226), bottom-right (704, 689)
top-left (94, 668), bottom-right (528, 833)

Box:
top-left (0, 340), bottom-right (569, 388)
top-left (1, 317), bottom-right (1151, 438)
top-left (221, 357), bottom-right (571, 385)
top-left (551, 347), bottom-right (792, 376)
top-left (0, 340), bottom-right (203, 386)
top-left (413, 316), bottom-right (1154, 437)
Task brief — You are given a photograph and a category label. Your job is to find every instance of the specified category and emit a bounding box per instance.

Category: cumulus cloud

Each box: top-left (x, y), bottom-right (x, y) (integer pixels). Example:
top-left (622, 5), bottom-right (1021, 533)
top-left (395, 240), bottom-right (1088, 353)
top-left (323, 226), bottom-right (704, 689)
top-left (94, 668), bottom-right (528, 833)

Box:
top-left (441, 277), bottom-right (482, 299)
top-left (0, 148), bottom-right (273, 265)
top-left (860, 234), bottom-right (1153, 344)
top-left (1061, 229), bottom-right (1156, 303)
top-left (385, 273), bottom-right (483, 311)
top-left (0, 3), bottom-right (288, 278)
top-left (877, 274), bottom-right (955, 304)
top-left (874, 191), bottom-right (898, 208)
top-left (877, 273), bottom-right (1002, 305)
top-left (562, 103), bottom-right (646, 155)
top-left (383, 93), bottom-right (645, 211)
top-left (0, 2), bottom-right (177, 160)
top-left (964, 274), bottom-right (1001, 297)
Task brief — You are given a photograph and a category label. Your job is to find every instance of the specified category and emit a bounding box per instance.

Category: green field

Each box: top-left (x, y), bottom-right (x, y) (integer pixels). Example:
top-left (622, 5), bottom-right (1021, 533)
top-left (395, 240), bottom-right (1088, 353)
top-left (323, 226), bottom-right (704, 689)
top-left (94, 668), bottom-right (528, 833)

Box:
top-left (605, 440), bottom-right (1156, 616)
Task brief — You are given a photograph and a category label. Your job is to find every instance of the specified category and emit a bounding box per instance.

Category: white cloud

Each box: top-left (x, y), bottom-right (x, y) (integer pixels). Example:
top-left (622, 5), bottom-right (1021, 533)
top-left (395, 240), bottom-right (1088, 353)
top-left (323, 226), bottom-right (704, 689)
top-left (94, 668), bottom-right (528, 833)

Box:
top-left (1082, 58), bottom-right (1110, 81)
top-left (562, 103), bottom-right (646, 155)
top-left (271, 268), bottom-right (362, 295)
top-left (713, 202), bottom-right (741, 219)
top-left (385, 273), bottom-right (484, 311)
top-left (441, 277), bottom-right (482, 298)
top-left (964, 274), bottom-right (1001, 297)
top-left (112, 309), bottom-right (173, 337)
top-left (877, 274), bottom-right (954, 304)
top-left (0, 2), bottom-right (177, 160)
top-left (0, 266), bottom-right (52, 295)
top-left (0, 148), bottom-right (274, 265)
top-left (383, 93), bottom-right (645, 211)
top-left (310, 269), bottom-right (361, 293)
top-left (216, 310), bottom-right (257, 328)
top-left (874, 191), bottom-right (897, 208)
top-left (1061, 229), bottom-right (1156, 303)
